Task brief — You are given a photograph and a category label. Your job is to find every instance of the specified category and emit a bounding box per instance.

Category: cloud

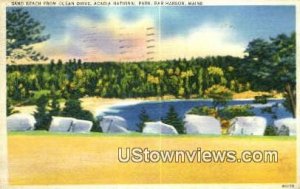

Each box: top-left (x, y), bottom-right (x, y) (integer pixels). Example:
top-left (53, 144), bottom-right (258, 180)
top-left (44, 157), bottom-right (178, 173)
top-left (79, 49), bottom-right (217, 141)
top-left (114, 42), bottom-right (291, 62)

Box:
top-left (34, 14), bottom-right (157, 62)
top-left (159, 22), bottom-right (246, 60)
top-left (33, 17), bottom-right (245, 63)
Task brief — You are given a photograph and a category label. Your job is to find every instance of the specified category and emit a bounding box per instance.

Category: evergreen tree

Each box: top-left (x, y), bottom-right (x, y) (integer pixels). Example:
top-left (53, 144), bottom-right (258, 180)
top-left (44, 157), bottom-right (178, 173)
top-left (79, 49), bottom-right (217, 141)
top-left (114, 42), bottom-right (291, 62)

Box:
top-left (136, 107), bottom-right (151, 132)
top-left (49, 98), bottom-right (60, 116)
top-left (243, 33), bottom-right (296, 117)
top-left (49, 88), bottom-right (61, 116)
top-left (61, 98), bottom-right (98, 131)
top-left (6, 8), bottom-right (50, 63)
top-left (198, 68), bottom-right (204, 97)
top-left (61, 98), bottom-right (94, 121)
top-left (34, 95), bottom-right (51, 130)
top-left (7, 56), bottom-right (247, 102)
top-left (162, 105), bottom-right (185, 134)
top-left (7, 98), bottom-right (18, 116)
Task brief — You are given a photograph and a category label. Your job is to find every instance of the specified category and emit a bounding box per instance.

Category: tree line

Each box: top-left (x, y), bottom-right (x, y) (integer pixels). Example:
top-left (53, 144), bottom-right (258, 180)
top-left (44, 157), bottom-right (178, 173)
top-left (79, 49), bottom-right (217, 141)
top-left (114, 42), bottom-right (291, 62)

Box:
top-left (7, 56), bottom-right (248, 102)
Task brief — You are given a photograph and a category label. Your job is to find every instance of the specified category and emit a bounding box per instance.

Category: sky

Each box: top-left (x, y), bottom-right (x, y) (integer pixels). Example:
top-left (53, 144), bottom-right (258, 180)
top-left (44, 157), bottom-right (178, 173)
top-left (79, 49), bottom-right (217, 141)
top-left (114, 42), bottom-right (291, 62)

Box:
top-left (10, 6), bottom-right (295, 62)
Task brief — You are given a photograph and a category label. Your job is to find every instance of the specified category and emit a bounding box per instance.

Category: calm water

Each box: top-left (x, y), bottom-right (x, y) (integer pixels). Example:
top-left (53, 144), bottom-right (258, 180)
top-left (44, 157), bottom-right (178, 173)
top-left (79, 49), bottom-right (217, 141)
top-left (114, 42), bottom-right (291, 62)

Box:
top-left (96, 99), bottom-right (292, 131)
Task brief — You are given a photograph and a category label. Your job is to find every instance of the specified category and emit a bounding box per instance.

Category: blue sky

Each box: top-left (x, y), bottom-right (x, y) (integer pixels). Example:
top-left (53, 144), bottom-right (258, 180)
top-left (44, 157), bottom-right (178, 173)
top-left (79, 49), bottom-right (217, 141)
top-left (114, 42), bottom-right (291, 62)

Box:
top-left (9, 6), bottom-right (295, 62)
top-left (161, 6), bottom-right (295, 39)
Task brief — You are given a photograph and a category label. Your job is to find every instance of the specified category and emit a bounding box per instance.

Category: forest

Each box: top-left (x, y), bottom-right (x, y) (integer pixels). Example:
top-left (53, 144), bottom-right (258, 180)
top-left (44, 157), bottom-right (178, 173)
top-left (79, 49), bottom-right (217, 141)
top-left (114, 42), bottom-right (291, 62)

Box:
top-left (7, 56), bottom-right (248, 101)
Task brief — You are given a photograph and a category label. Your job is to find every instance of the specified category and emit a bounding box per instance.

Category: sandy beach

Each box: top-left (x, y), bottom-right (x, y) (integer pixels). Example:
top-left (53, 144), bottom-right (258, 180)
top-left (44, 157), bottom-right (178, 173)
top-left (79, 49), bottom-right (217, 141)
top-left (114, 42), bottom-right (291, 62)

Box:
top-left (14, 97), bottom-right (148, 115)
top-left (13, 90), bottom-right (283, 115)
top-left (80, 97), bottom-right (147, 115)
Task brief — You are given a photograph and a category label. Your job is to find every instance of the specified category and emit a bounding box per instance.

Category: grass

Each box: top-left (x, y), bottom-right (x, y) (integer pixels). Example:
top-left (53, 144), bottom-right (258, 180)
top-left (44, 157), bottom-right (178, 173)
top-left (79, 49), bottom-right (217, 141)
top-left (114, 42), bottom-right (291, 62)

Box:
top-left (8, 132), bottom-right (296, 185)
top-left (8, 131), bottom-right (295, 140)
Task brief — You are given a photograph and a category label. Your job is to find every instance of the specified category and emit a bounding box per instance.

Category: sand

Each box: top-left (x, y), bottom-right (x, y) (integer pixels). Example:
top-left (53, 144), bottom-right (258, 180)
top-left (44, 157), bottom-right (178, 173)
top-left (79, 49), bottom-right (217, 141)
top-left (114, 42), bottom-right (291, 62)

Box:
top-left (13, 91), bottom-right (283, 116)
top-left (13, 97), bottom-right (147, 115)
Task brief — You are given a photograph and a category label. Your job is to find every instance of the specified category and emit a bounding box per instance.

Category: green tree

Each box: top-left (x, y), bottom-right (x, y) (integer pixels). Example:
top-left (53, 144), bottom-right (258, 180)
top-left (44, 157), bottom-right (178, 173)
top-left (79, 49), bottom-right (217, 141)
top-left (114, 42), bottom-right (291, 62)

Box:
top-left (218, 105), bottom-right (254, 120)
top-left (61, 98), bottom-right (94, 122)
top-left (136, 107), bottom-right (151, 132)
top-left (264, 126), bottom-right (277, 136)
top-left (6, 8), bottom-right (50, 63)
top-left (207, 66), bottom-right (225, 87)
top-left (205, 85), bottom-right (233, 108)
top-left (7, 56), bottom-right (245, 103)
top-left (162, 106), bottom-right (185, 134)
top-left (49, 98), bottom-right (60, 117)
top-left (34, 95), bottom-right (51, 130)
top-left (7, 98), bottom-right (18, 116)
top-left (197, 68), bottom-right (204, 97)
top-left (61, 98), bottom-right (99, 131)
top-left (243, 33), bottom-right (296, 117)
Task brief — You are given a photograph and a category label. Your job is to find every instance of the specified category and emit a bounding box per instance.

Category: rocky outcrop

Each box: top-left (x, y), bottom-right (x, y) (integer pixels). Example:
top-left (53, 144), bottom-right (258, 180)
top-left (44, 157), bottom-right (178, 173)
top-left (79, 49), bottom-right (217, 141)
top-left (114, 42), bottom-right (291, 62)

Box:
top-left (184, 114), bottom-right (221, 135)
top-left (143, 121), bottom-right (178, 134)
top-left (49, 117), bottom-right (75, 132)
top-left (228, 116), bottom-right (267, 136)
top-left (71, 119), bottom-right (93, 133)
top-left (99, 116), bottom-right (130, 133)
top-left (7, 113), bottom-right (36, 131)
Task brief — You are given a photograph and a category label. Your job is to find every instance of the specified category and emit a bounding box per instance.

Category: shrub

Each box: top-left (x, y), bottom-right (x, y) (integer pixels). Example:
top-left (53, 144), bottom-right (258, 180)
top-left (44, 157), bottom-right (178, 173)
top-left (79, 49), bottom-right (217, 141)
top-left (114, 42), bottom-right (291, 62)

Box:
top-left (187, 106), bottom-right (217, 117)
top-left (205, 85), bottom-right (233, 107)
top-left (264, 126), bottom-right (277, 136)
top-left (218, 105), bottom-right (254, 120)
top-left (188, 105), bottom-right (254, 135)
top-left (254, 95), bottom-right (271, 104)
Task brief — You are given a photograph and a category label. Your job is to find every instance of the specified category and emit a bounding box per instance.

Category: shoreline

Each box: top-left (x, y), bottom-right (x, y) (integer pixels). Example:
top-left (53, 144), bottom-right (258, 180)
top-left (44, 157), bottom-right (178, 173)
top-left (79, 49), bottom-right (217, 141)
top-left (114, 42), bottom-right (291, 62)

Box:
top-left (14, 96), bottom-right (284, 116)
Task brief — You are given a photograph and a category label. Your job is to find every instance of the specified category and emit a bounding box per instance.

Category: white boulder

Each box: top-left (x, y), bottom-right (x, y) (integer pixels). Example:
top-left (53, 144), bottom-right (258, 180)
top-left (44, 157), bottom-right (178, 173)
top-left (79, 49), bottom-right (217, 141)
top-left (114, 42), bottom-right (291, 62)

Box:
top-left (99, 116), bottom-right (129, 133)
top-left (229, 116), bottom-right (267, 136)
top-left (49, 117), bottom-right (75, 132)
top-left (274, 118), bottom-right (296, 136)
top-left (71, 119), bottom-right (93, 133)
top-left (107, 124), bottom-right (130, 133)
top-left (7, 113), bottom-right (36, 131)
top-left (184, 115), bottom-right (221, 135)
top-left (143, 121), bottom-right (178, 135)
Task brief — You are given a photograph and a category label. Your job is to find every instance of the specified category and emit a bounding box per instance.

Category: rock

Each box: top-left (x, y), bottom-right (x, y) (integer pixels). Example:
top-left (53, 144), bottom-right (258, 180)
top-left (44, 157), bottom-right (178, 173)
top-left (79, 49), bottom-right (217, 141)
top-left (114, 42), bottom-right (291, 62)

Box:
top-left (108, 125), bottom-right (130, 133)
top-left (7, 113), bottom-right (36, 131)
top-left (71, 119), bottom-right (93, 133)
top-left (274, 118), bottom-right (296, 136)
top-left (184, 115), bottom-right (221, 135)
top-left (49, 117), bottom-right (75, 132)
top-left (228, 116), bottom-right (267, 136)
top-left (99, 116), bottom-right (129, 133)
top-left (143, 121), bottom-right (178, 134)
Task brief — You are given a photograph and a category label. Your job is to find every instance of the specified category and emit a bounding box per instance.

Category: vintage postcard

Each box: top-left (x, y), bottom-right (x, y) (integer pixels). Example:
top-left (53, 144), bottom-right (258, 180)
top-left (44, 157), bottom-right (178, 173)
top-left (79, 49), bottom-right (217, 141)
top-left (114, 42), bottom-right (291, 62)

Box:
top-left (0, 0), bottom-right (299, 188)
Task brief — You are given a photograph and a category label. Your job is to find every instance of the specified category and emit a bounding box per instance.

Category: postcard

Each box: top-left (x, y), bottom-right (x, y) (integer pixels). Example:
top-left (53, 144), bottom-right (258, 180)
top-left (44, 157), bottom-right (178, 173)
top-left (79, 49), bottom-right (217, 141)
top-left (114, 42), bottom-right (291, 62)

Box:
top-left (0, 0), bottom-right (299, 188)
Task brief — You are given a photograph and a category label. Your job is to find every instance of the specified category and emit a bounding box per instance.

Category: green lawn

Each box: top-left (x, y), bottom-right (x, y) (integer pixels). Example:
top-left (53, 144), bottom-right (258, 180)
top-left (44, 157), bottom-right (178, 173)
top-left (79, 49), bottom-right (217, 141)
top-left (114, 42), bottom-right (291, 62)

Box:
top-left (8, 130), bottom-right (296, 140)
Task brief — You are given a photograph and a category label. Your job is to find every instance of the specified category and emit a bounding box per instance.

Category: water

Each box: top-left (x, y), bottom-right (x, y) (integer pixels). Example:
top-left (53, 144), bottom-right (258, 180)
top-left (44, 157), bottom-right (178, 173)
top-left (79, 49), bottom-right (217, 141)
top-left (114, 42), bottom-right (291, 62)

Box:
top-left (96, 99), bottom-right (292, 131)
